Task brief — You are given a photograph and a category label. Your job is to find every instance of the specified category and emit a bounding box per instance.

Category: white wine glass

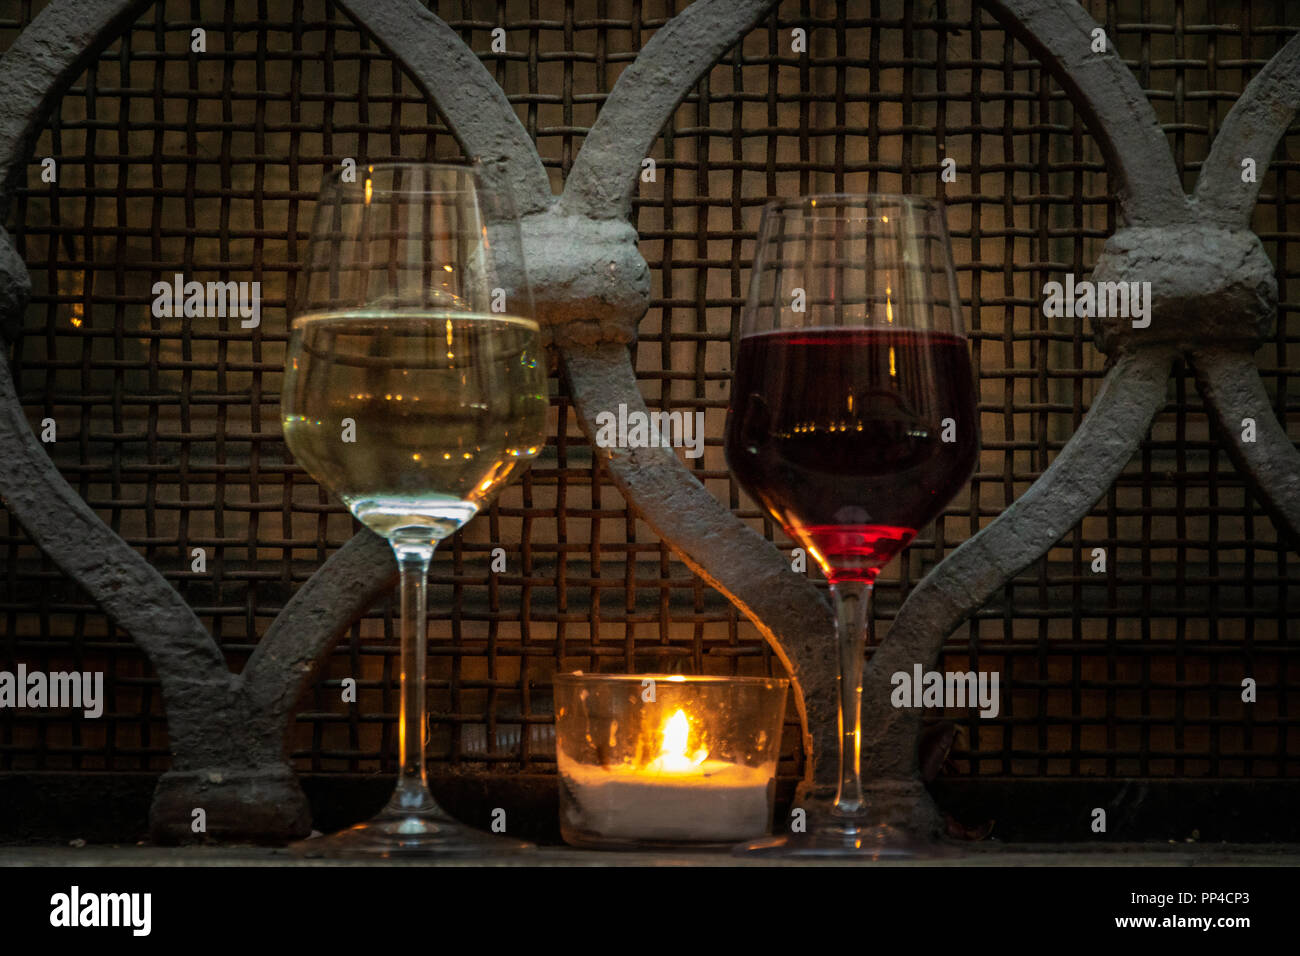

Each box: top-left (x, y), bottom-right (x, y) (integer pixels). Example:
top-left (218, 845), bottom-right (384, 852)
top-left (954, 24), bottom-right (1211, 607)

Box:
top-left (281, 162), bottom-right (548, 856)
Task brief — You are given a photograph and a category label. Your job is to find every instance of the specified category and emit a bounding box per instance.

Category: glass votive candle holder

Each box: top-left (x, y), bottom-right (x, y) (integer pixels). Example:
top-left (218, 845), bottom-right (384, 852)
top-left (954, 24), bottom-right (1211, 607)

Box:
top-left (553, 673), bottom-right (790, 848)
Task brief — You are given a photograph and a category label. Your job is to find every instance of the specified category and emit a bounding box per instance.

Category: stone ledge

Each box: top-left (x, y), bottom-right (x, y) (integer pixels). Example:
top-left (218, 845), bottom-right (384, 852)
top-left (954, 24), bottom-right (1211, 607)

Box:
top-left (3, 842), bottom-right (1300, 868)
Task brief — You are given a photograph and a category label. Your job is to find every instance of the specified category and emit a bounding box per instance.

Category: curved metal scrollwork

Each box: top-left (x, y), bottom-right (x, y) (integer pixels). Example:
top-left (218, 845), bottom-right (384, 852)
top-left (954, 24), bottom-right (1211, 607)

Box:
top-left (0, 0), bottom-right (1295, 841)
top-left (0, 0), bottom-right (319, 842)
top-left (860, 3), bottom-right (1300, 825)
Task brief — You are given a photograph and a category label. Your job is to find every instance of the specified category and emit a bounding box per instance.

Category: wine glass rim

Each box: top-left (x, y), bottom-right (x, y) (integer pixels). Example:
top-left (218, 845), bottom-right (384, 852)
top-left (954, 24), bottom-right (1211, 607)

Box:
top-left (762, 193), bottom-right (940, 213)
top-left (553, 672), bottom-right (790, 689)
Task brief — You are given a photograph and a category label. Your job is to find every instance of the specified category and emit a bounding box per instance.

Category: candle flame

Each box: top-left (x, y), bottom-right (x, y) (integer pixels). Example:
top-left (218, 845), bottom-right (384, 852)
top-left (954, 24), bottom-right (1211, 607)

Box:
top-left (649, 709), bottom-right (708, 773)
top-left (662, 709), bottom-right (690, 755)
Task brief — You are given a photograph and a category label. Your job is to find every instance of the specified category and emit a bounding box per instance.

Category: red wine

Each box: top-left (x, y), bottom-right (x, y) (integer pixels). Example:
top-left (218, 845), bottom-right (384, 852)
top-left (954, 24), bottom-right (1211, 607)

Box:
top-left (725, 327), bottom-right (978, 584)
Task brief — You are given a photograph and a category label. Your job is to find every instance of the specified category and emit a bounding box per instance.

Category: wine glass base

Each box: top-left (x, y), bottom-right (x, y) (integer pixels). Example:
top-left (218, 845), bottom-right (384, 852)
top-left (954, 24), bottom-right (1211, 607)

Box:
top-left (733, 820), bottom-right (956, 860)
top-left (290, 808), bottom-right (534, 859)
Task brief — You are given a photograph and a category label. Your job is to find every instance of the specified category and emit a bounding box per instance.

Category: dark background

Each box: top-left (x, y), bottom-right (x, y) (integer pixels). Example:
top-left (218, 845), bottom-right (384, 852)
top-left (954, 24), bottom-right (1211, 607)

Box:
top-left (0, 0), bottom-right (1296, 843)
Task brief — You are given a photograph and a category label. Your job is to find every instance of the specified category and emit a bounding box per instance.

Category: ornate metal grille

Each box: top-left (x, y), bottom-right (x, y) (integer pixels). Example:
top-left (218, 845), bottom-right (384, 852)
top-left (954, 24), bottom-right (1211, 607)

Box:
top-left (0, 0), bottom-right (1296, 841)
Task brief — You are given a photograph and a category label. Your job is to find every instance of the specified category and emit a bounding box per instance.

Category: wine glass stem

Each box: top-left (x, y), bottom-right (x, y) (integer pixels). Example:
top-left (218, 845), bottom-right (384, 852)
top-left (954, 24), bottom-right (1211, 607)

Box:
top-left (391, 534), bottom-right (437, 812)
top-left (830, 579), bottom-right (871, 816)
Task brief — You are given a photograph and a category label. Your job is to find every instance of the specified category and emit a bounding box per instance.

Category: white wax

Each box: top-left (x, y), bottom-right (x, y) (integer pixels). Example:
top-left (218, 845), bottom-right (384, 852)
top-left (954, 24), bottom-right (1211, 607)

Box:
top-left (560, 760), bottom-right (773, 842)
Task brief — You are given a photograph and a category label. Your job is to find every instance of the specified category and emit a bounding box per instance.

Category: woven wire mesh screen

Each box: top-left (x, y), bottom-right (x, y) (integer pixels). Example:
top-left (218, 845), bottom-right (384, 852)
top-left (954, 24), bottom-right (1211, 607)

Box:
top-left (0, 0), bottom-right (1297, 788)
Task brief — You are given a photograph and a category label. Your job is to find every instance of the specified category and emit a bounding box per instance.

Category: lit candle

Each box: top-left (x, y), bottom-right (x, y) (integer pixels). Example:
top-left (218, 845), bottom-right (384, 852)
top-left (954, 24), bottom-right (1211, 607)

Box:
top-left (559, 707), bottom-right (774, 843)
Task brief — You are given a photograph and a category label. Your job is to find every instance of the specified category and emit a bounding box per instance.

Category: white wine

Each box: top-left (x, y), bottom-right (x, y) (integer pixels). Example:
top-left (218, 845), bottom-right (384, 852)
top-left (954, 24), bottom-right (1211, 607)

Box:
top-left (282, 310), bottom-right (548, 539)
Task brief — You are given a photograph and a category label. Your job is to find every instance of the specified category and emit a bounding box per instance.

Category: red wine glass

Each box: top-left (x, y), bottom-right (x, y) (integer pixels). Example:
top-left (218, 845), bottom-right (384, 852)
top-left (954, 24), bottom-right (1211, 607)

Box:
top-left (725, 195), bottom-right (978, 856)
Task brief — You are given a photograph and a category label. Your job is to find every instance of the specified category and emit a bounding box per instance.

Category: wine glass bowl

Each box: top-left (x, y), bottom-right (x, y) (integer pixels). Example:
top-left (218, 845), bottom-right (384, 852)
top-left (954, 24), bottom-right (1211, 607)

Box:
top-left (282, 311), bottom-right (546, 540)
top-left (725, 195), bottom-right (978, 855)
top-left (281, 163), bottom-right (547, 856)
